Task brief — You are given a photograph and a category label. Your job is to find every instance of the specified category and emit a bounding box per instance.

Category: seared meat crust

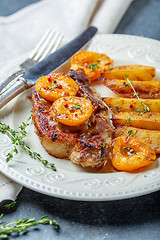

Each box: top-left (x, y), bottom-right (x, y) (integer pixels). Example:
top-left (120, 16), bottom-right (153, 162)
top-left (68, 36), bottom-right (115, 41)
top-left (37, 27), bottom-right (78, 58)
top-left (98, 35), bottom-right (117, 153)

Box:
top-left (31, 69), bottom-right (113, 168)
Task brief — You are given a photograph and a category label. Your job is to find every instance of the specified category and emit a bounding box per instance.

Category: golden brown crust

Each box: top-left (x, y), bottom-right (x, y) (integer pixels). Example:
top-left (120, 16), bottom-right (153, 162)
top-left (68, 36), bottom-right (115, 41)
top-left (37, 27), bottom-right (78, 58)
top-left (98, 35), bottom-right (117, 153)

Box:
top-left (31, 69), bottom-right (113, 168)
top-left (101, 79), bottom-right (160, 99)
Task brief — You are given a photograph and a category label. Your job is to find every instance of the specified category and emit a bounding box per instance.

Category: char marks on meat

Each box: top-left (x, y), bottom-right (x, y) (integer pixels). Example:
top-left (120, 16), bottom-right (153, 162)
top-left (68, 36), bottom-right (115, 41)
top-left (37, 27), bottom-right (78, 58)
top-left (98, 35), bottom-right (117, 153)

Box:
top-left (31, 69), bottom-right (113, 168)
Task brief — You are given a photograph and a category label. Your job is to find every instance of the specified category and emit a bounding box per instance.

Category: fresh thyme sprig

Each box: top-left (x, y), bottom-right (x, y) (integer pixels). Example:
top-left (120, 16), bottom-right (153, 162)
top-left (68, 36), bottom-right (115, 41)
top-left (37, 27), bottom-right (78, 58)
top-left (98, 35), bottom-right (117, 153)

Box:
top-left (82, 94), bottom-right (88, 99)
top-left (123, 146), bottom-right (136, 155)
top-left (52, 83), bottom-right (58, 89)
top-left (71, 103), bottom-right (81, 110)
top-left (125, 117), bottom-right (132, 125)
top-left (4, 198), bottom-right (17, 210)
top-left (0, 215), bottom-right (58, 239)
top-left (128, 129), bottom-right (133, 136)
top-left (114, 105), bottom-right (118, 111)
top-left (0, 116), bottom-right (56, 171)
top-left (89, 63), bottom-right (99, 70)
top-left (109, 64), bottom-right (113, 70)
top-left (125, 75), bottom-right (150, 113)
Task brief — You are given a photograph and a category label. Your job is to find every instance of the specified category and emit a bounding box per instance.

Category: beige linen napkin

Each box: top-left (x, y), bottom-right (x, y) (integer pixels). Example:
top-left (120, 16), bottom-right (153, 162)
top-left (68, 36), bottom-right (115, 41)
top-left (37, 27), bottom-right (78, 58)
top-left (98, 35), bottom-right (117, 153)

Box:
top-left (0, 0), bottom-right (133, 203)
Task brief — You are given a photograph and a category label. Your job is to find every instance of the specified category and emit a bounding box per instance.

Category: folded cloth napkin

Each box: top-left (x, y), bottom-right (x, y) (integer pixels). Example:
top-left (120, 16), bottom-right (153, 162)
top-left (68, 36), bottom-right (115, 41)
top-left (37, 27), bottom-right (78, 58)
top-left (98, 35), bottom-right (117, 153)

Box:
top-left (0, 0), bottom-right (133, 204)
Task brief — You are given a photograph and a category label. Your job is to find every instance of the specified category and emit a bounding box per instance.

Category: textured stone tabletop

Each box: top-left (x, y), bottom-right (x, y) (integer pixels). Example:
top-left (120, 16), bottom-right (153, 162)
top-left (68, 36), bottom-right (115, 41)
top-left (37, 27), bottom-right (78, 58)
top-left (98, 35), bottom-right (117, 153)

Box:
top-left (0, 0), bottom-right (160, 239)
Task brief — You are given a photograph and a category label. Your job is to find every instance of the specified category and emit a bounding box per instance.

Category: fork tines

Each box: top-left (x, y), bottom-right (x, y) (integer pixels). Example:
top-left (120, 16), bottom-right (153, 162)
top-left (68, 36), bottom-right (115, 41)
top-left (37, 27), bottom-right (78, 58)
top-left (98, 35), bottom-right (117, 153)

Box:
top-left (30, 29), bottom-right (63, 62)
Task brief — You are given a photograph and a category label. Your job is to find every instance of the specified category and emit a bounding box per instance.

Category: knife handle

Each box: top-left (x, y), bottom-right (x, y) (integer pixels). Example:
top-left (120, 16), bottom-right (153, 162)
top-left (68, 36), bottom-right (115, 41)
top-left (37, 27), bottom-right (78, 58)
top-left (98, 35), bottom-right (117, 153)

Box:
top-left (0, 78), bottom-right (28, 109)
top-left (0, 69), bottom-right (25, 93)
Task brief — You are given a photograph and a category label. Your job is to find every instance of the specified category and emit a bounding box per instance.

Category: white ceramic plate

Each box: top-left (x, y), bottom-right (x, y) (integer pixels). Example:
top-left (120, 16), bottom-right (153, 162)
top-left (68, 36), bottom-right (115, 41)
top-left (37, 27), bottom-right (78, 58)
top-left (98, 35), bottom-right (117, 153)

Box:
top-left (0, 34), bottom-right (160, 201)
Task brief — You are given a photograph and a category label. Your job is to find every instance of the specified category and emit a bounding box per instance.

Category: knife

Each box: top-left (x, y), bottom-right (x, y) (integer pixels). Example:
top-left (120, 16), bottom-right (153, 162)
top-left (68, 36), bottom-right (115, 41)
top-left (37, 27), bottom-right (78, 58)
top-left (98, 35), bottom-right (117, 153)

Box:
top-left (0, 26), bottom-right (97, 109)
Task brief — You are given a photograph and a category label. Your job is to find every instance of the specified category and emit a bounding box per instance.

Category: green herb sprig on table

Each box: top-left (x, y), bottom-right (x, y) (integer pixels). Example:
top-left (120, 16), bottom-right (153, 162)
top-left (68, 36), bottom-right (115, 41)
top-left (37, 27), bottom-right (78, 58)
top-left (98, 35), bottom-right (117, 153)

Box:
top-left (4, 198), bottom-right (17, 210)
top-left (0, 116), bottom-right (56, 171)
top-left (0, 214), bottom-right (58, 239)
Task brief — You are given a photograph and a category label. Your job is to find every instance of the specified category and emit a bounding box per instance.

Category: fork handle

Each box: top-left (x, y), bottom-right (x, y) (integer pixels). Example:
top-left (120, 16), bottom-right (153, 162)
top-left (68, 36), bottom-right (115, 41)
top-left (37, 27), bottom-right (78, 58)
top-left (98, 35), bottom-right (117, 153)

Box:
top-left (0, 69), bottom-right (25, 93)
top-left (0, 78), bottom-right (28, 109)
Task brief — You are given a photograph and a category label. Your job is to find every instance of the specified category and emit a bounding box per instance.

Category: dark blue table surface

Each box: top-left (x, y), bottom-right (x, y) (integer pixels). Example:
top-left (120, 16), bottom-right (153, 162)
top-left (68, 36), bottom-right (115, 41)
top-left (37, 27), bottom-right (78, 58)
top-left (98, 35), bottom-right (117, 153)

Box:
top-left (0, 0), bottom-right (160, 239)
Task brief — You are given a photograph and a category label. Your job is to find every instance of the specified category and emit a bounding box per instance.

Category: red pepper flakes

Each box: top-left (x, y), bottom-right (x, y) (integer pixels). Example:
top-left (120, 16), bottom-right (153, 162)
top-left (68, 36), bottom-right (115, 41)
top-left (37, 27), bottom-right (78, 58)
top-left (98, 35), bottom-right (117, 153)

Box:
top-left (84, 62), bottom-right (89, 68)
top-left (69, 108), bottom-right (75, 113)
top-left (57, 84), bottom-right (62, 89)
top-left (64, 103), bottom-right (68, 108)
top-left (48, 76), bottom-right (52, 82)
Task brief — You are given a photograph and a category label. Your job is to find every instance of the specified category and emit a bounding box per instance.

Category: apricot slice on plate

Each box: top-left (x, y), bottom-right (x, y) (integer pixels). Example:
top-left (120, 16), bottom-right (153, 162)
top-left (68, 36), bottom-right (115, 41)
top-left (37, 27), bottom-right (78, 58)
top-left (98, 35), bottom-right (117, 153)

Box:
top-left (70, 50), bottom-right (113, 82)
top-left (111, 136), bottom-right (156, 172)
top-left (50, 96), bottom-right (93, 126)
top-left (35, 73), bottom-right (78, 101)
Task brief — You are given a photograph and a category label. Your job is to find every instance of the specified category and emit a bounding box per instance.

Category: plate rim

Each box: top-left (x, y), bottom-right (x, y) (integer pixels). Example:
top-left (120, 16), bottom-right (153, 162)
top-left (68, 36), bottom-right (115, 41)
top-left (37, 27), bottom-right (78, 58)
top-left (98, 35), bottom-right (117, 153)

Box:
top-left (0, 33), bottom-right (160, 201)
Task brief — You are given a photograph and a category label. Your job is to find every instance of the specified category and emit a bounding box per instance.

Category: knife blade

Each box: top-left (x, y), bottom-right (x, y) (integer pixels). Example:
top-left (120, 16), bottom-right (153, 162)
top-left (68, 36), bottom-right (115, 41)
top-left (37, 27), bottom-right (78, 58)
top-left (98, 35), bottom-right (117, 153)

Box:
top-left (0, 26), bottom-right (97, 109)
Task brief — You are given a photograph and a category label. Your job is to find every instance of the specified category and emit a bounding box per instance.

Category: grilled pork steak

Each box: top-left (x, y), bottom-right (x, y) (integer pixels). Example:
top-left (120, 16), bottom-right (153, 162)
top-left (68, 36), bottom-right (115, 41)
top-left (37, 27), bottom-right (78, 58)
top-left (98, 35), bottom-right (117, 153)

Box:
top-left (31, 69), bottom-right (113, 168)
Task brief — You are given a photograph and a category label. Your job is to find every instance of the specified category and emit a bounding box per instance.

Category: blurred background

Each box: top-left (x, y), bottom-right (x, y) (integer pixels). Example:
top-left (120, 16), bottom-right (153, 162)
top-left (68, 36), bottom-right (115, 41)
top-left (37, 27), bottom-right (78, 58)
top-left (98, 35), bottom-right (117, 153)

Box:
top-left (0, 0), bottom-right (160, 40)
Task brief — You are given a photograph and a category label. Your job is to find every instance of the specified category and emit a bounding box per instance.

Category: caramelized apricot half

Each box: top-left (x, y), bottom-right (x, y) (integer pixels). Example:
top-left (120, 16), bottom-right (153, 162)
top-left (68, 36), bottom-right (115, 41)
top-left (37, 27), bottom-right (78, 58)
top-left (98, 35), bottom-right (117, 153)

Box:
top-left (50, 96), bottom-right (93, 126)
top-left (70, 50), bottom-right (113, 82)
top-left (35, 73), bottom-right (78, 102)
top-left (111, 136), bottom-right (156, 172)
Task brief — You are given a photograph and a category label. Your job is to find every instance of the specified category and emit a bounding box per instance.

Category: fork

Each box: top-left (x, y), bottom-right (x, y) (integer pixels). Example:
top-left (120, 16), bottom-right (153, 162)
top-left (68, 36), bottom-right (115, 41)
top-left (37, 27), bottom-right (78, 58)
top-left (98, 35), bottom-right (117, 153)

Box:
top-left (0, 29), bottom-right (63, 93)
